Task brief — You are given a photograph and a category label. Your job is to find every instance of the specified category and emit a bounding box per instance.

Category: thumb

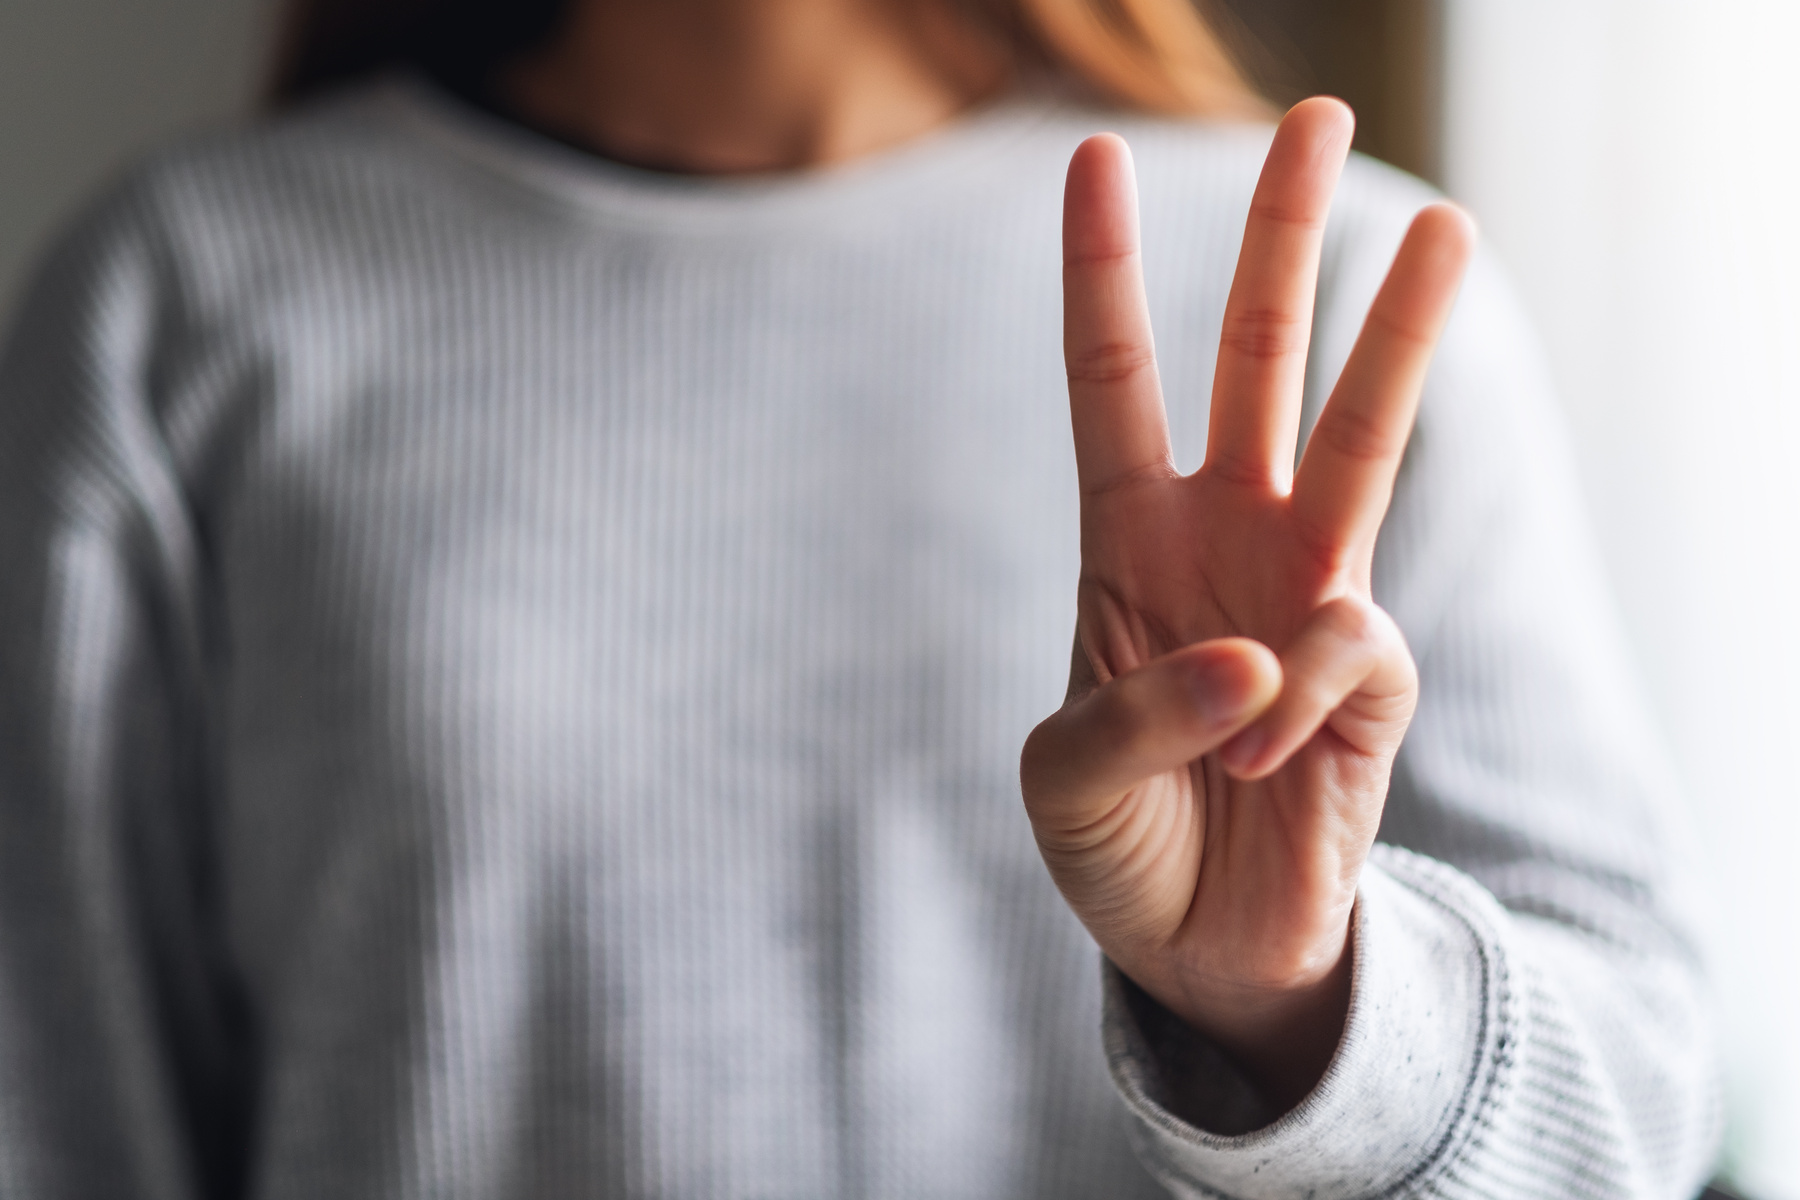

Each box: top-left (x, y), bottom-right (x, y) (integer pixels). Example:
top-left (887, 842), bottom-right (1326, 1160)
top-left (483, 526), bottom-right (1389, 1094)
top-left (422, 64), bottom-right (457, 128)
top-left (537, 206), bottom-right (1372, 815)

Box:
top-left (1021, 637), bottom-right (1281, 837)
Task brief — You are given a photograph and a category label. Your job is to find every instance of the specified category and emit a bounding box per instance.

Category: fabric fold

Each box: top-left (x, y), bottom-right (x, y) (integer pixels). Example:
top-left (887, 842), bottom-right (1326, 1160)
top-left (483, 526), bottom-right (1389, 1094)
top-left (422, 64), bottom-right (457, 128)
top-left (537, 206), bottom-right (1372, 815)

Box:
top-left (1105, 846), bottom-right (1520, 1199)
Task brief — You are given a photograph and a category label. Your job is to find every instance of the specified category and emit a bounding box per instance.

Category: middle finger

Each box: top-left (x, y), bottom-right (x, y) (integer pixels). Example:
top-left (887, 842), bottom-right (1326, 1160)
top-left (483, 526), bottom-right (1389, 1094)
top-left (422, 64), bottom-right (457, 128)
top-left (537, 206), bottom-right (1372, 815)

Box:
top-left (1203, 97), bottom-right (1354, 491)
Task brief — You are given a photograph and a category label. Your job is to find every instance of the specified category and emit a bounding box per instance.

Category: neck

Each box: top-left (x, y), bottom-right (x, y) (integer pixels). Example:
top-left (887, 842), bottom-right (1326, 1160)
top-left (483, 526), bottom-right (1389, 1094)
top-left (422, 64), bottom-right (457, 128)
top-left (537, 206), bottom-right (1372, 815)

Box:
top-left (496, 0), bottom-right (1011, 175)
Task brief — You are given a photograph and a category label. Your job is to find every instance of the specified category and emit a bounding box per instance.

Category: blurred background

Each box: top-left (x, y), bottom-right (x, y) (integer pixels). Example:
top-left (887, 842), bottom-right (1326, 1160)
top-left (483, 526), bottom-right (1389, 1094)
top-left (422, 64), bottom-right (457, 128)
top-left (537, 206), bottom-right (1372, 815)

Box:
top-left (2, 0), bottom-right (1794, 1193)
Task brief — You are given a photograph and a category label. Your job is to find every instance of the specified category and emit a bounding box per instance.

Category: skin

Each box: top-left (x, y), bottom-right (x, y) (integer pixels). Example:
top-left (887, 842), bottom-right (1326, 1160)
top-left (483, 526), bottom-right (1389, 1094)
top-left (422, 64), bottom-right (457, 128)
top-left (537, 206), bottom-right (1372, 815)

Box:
top-left (1028, 113), bottom-right (1474, 1107)
top-left (500, 0), bottom-right (1008, 173)
top-left (507, 1), bottom-right (1475, 1115)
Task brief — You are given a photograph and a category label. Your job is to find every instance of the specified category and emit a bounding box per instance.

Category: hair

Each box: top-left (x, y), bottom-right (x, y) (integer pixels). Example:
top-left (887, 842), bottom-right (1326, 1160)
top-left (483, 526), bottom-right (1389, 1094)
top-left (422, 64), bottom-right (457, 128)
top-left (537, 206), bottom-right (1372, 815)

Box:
top-left (265, 0), bottom-right (1268, 119)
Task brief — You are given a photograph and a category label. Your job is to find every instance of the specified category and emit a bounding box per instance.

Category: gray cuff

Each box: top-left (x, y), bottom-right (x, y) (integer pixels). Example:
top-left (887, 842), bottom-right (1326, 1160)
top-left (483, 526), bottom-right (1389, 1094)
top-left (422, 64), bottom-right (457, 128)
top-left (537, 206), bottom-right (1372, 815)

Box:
top-left (1103, 845), bottom-right (1519, 1199)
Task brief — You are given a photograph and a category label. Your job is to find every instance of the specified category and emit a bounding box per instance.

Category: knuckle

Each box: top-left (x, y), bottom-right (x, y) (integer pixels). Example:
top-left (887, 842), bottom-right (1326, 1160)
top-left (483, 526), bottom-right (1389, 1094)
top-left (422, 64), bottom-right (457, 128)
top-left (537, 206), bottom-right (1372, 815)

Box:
top-left (1065, 340), bottom-right (1157, 386)
top-left (1063, 246), bottom-right (1137, 270)
top-left (1314, 401), bottom-right (1404, 465)
top-left (1319, 595), bottom-right (1384, 650)
top-left (1218, 308), bottom-right (1308, 361)
top-left (1367, 304), bottom-right (1436, 349)
top-left (1315, 598), bottom-right (1414, 691)
top-left (1080, 457), bottom-right (1178, 499)
top-left (1203, 449), bottom-right (1277, 489)
top-left (1249, 198), bottom-right (1327, 231)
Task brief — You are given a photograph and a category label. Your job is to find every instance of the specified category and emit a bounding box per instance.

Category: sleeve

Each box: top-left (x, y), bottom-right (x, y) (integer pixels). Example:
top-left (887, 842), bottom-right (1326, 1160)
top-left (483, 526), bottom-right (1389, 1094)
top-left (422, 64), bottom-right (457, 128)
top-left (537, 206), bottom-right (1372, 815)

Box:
top-left (1100, 194), bottom-right (1725, 1198)
top-left (0, 185), bottom-right (247, 1200)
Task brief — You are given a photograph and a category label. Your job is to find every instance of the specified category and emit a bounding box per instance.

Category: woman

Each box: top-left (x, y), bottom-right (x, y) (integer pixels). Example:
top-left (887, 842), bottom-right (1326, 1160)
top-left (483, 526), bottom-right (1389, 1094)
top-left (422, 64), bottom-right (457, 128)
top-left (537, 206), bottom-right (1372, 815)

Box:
top-left (0, 0), bottom-right (1720, 1195)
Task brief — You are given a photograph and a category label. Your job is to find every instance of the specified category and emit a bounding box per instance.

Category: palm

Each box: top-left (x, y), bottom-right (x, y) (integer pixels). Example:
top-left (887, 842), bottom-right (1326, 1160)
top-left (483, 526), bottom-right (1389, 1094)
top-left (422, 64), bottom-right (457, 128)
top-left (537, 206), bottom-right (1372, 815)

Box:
top-left (1076, 459), bottom-right (1394, 995)
top-left (1022, 99), bottom-right (1473, 1100)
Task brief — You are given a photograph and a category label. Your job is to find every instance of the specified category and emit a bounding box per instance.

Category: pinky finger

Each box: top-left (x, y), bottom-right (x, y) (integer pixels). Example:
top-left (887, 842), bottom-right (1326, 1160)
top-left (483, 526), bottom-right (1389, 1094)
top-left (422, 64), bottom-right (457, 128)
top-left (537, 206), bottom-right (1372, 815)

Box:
top-left (1218, 597), bottom-right (1416, 780)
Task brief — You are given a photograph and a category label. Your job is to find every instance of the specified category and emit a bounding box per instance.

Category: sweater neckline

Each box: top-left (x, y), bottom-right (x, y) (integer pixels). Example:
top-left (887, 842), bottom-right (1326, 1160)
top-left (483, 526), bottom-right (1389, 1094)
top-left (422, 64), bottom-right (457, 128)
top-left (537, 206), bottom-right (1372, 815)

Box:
top-left (372, 73), bottom-right (1072, 236)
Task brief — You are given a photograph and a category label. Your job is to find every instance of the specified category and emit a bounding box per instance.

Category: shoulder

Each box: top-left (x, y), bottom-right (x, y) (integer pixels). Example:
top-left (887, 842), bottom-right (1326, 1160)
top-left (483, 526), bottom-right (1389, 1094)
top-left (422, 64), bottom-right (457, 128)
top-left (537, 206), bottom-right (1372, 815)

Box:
top-left (11, 79), bottom-right (521, 338)
top-left (0, 81), bottom-right (496, 505)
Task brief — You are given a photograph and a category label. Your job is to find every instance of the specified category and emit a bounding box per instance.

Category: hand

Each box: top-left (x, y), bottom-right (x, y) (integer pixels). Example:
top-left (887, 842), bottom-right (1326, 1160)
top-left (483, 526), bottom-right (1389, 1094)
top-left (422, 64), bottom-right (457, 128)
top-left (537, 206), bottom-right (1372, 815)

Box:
top-left (1019, 98), bottom-right (1475, 1109)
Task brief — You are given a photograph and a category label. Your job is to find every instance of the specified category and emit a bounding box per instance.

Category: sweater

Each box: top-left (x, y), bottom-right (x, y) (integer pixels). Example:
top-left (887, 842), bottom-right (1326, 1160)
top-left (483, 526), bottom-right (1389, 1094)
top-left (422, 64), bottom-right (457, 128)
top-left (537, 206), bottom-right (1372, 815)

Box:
top-left (0, 77), bottom-right (1722, 1199)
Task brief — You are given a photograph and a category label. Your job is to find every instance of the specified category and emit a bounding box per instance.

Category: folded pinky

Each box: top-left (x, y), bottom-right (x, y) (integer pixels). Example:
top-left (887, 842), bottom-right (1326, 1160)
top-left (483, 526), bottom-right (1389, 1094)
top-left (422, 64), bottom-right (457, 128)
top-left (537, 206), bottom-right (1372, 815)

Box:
top-left (1219, 597), bottom-right (1416, 779)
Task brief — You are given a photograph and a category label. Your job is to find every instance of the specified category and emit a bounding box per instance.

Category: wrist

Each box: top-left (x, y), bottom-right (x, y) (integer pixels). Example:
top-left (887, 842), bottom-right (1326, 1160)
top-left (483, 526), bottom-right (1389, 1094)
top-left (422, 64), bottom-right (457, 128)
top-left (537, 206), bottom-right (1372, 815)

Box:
top-left (1162, 921), bottom-right (1355, 1111)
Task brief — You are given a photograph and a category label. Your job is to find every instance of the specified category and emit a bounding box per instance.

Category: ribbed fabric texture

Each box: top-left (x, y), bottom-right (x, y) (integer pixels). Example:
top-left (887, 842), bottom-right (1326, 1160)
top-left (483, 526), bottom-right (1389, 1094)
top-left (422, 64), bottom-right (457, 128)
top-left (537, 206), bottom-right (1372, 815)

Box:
top-left (0, 79), bottom-right (1720, 1199)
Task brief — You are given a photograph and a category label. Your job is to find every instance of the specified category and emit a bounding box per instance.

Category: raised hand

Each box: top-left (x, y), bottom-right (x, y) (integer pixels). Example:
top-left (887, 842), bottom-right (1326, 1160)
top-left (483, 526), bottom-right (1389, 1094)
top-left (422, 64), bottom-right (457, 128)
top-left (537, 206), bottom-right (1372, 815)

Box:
top-left (1020, 98), bottom-right (1475, 1108)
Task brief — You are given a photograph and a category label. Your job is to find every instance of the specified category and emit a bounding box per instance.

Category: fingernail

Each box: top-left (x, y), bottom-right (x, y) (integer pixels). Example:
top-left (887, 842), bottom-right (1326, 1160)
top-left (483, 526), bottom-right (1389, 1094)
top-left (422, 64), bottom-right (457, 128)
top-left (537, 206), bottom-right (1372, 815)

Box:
top-left (1222, 728), bottom-right (1265, 773)
top-left (1189, 655), bottom-right (1256, 725)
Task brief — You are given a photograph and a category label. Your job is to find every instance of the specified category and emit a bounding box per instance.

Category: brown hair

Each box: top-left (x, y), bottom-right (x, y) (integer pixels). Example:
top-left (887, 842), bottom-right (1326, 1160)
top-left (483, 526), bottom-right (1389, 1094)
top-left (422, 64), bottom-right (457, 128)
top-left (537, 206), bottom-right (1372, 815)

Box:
top-left (266, 0), bottom-right (1267, 119)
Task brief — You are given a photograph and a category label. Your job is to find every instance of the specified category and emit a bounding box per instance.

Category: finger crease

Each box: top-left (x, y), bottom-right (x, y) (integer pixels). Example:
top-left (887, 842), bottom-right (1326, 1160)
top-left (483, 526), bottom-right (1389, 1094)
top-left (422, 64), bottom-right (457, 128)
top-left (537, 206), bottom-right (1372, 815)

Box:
top-left (1066, 343), bottom-right (1157, 386)
top-left (1315, 406), bottom-right (1403, 463)
top-left (1063, 247), bottom-right (1140, 269)
top-left (1247, 201), bottom-right (1328, 231)
top-left (1080, 458), bottom-right (1178, 498)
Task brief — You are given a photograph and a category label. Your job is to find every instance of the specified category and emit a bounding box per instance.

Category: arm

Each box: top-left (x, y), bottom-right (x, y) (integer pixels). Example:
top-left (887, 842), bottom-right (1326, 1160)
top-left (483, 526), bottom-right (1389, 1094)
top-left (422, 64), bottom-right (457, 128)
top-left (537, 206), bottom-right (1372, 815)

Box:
top-left (1020, 102), bottom-right (1720, 1196)
top-left (0, 189), bottom-right (237, 1200)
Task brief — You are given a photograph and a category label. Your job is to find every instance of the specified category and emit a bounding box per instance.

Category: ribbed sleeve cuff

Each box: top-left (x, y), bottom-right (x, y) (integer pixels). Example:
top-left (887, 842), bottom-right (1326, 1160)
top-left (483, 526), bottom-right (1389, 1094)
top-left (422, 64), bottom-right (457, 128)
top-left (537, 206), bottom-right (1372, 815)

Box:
top-left (1102, 845), bottom-right (1518, 1199)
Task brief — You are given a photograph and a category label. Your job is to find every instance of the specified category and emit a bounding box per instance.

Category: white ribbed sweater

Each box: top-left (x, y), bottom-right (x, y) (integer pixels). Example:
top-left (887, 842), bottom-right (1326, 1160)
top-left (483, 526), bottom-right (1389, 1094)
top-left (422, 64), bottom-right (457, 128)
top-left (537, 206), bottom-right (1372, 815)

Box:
top-left (0, 80), bottom-right (1721, 1198)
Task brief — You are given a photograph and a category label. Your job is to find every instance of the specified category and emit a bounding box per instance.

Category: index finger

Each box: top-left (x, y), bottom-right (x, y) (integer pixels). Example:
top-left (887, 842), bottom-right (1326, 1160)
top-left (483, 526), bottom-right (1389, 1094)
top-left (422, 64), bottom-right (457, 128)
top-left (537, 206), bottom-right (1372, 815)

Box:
top-left (1063, 133), bottom-right (1174, 495)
